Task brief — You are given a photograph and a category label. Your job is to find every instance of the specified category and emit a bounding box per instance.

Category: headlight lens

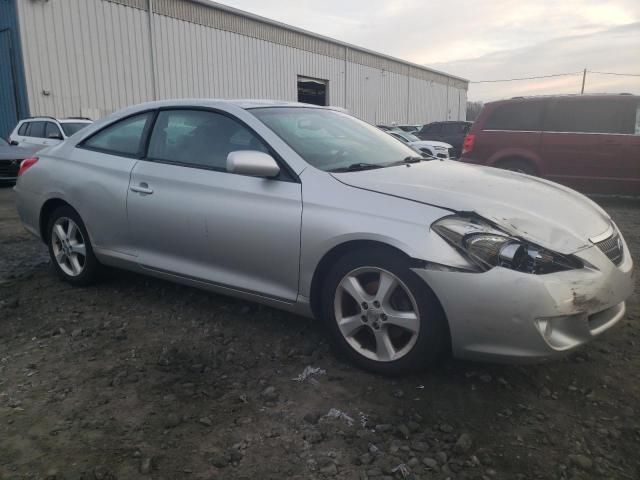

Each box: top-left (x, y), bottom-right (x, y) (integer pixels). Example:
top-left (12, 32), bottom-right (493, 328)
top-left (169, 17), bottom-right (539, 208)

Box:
top-left (432, 215), bottom-right (582, 274)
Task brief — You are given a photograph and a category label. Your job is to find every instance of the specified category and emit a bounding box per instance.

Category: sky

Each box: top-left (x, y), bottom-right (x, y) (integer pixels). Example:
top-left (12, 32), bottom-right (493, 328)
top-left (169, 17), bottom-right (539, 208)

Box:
top-left (218, 0), bottom-right (640, 102)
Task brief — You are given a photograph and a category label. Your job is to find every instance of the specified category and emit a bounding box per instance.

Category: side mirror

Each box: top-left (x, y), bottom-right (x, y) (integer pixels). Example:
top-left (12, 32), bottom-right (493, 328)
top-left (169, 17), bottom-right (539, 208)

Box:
top-left (48, 133), bottom-right (63, 140)
top-left (227, 151), bottom-right (280, 178)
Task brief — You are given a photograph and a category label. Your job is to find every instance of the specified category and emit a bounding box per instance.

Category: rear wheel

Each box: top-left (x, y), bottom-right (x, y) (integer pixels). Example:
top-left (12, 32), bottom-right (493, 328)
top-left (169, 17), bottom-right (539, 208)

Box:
top-left (47, 206), bottom-right (101, 286)
top-left (497, 158), bottom-right (537, 176)
top-left (321, 248), bottom-right (449, 375)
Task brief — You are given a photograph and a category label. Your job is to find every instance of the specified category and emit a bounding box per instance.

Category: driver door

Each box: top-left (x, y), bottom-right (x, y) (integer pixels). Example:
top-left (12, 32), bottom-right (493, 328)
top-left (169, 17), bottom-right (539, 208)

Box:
top-left (127, 108), bottom-right (303, 301)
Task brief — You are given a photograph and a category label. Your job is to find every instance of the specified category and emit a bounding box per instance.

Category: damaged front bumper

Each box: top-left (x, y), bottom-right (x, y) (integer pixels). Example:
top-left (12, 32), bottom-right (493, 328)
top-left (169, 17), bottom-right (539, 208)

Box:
top-left (413, 239), bottom-right (634, 362)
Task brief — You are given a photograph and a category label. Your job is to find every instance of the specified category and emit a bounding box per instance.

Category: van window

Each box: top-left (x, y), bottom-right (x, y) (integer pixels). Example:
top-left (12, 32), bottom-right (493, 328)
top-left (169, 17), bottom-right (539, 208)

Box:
top-left (484, 101), bottom-right (545, 131)
top-left (545, 99), bottom-right (636, 134)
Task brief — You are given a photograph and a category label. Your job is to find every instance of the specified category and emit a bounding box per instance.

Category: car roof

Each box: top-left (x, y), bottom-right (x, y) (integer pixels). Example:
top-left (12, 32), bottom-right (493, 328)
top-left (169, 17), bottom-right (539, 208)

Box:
top-left (20, 117), bottom-right (93, 123)
top-left (59, 118), bottom-right (93, 124)
top-left (486, 93), bottom-right (639, 106)
top-left (426, 120), bottom-right (472, 125)
top-left (122, 98), bottom-right (338, 111)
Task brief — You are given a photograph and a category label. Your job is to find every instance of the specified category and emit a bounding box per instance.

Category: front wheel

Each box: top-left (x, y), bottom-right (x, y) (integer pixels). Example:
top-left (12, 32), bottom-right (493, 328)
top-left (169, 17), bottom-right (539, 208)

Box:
top-left (321, 248), bottom-right (449, 375)
top-left (47, 206), bottom-right (101, 286)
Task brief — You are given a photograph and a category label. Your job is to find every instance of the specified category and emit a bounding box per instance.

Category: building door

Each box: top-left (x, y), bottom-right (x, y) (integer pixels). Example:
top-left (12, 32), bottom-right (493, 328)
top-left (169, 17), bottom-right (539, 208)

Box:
top-left (0, 29), bottom-right (19, 139)
top-left (298, 76), bottom-right (328, 106)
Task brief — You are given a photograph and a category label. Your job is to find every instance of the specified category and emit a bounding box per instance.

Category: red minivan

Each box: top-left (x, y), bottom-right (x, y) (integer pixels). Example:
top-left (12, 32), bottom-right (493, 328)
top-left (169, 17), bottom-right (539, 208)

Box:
top-left (460, 94), bottom-right (640, 195)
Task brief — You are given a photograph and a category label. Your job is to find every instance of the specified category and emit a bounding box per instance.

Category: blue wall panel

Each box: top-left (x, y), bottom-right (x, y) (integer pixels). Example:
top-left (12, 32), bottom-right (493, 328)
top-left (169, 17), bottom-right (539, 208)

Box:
top-left (0, 0), bottom-right (29, 139)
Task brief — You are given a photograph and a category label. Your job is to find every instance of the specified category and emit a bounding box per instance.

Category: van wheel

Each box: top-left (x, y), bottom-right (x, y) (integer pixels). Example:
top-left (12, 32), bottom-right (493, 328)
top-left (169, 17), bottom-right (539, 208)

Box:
top-left (47, 206), bottom-right (101, 286)
top-left (497, 159), bottom-right (537, 176)
top-left (320, 248), bottom-right (449, 375)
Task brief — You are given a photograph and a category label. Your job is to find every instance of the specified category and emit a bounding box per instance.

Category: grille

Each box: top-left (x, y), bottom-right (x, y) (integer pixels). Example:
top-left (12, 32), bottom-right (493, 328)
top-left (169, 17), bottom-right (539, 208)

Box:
top-left (0, 160), bottom-right (20, 178)
top-left (595, 231), bottom-right (623, 266)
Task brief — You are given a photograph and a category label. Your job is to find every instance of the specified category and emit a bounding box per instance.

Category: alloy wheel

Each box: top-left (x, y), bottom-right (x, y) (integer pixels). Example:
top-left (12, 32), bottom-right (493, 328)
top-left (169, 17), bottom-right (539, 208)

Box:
top-left (334, 267), bottom-right (420, 362)
top-left (51, 217), bottom-right (87, 277)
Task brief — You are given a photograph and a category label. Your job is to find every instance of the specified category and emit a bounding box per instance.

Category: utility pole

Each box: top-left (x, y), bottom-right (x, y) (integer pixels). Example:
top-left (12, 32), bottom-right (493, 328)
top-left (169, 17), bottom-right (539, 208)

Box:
top-left (580, 68), bottom-right (587, 94)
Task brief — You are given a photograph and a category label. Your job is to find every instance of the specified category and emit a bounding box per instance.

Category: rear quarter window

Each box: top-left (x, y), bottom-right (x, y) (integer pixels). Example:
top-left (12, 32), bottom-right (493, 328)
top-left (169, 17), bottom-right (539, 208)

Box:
top-left (484, 101), bottom-right (545, 131)
top-left (545, 99), bottom-right (636, 134)
top-left (18, 122), bottom-right (29, 135)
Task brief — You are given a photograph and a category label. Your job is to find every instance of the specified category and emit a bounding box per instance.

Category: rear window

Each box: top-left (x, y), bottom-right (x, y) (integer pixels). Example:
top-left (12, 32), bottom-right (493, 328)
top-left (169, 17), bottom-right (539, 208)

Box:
top-left (424, 124), bottom-right (442, 134)
top-left (545, 98), bottom-right (637, 134)
top-left (484, 101), bottom-right (545, 131)
top-left (61, 122), bottom-right (91, 136)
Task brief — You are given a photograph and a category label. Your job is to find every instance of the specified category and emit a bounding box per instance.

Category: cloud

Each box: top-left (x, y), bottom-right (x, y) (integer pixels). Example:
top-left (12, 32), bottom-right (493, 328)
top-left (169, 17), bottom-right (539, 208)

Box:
top-left (433, 22), bottom-right (640, 101)
top-left (216, 0), bottom-right (640, 101)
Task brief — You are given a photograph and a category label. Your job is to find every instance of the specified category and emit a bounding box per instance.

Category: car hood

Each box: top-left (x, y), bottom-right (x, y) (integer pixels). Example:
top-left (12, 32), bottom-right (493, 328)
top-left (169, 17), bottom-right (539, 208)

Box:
top-left (408, 140), bottom-right (452, 149)
top-left (332, 160), bottom-right (611, 254)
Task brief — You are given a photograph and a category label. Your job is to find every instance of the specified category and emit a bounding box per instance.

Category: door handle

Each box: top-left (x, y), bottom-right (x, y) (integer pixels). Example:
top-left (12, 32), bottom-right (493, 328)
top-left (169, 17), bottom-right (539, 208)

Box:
top-left (130, 183), bottom-right (154, 194)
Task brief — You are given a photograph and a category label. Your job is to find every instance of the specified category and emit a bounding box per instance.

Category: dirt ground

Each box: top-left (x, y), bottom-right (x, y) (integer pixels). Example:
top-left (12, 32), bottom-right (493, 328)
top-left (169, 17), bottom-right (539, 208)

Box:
top-left (0, 185), bottom-right (638, 480)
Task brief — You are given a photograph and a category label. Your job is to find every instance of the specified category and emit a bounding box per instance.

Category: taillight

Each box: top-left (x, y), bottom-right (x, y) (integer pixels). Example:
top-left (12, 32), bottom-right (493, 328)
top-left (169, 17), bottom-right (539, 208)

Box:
top-left (462, 134), bottom-right (475, 155)
top-left (18, 157), bottom-right (38, 176)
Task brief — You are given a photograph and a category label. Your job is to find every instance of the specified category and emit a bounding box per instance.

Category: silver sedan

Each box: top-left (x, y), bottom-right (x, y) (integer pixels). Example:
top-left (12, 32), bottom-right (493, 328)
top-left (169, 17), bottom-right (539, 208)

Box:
top-left (14, 100), bottom-right (634, 374)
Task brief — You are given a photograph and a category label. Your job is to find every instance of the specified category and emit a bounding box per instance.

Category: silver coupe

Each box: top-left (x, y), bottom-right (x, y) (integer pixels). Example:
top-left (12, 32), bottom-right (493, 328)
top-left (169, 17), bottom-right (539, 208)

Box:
top-left (14, 100), bottom-right (634, 374)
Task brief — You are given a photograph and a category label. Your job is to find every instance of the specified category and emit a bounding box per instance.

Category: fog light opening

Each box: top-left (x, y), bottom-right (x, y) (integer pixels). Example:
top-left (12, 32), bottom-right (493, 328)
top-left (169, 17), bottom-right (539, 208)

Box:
top-left (535, 318), bottom-right (553, 341)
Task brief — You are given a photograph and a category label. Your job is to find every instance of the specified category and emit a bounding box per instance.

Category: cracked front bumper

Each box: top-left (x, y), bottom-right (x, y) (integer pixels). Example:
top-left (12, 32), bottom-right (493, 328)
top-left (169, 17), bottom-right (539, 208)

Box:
top-left (413, 239), bottom-right (634, 362)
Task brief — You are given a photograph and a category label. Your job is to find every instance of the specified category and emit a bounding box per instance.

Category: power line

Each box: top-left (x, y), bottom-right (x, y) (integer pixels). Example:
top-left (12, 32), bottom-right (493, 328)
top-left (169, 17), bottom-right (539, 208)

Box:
top-left (471, 72), bottom-right (582, 83)
top-left (588, 71), bottom-right (640, 77)
top-left (470, 70), bottom-right (640, 83)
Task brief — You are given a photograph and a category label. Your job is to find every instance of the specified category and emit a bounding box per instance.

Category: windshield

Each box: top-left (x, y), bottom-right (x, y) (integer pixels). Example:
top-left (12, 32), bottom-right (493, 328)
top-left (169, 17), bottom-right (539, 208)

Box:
top-left (389, 129), bottom-right (420, 142)
top-left (61, 122), bottom-right (91, 137)
top-left (251, 107), bottom-right (418, 172)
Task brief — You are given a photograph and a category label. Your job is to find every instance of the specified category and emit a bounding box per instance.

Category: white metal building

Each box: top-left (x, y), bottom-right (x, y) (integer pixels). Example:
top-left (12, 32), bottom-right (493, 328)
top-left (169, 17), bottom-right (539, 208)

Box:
top-left (1, 0), bottom-right (468, 137)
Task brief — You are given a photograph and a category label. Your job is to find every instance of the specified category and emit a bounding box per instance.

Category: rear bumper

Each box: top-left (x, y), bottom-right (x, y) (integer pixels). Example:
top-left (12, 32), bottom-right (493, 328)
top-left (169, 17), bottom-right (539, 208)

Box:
top-left (413, 240), bottom-right (634, 362)
top-left (14, 183), bottom-right (42, 240)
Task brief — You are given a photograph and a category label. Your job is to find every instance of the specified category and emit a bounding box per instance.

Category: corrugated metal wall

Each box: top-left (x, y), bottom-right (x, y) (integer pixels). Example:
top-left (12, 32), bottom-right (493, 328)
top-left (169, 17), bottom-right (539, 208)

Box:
top-left (0, 0), bottom-right (29, 139)
top-left (17, 0), bottom-right (153, 119)
top-left (16, 0), bottom-right (468, 124)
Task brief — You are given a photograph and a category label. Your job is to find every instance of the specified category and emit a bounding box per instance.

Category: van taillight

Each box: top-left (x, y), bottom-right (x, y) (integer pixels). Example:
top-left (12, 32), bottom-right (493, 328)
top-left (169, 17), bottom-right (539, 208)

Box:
top-left (462, 134), bottom-right (475, 155)
top-left (18, 157), bottom-right (38, 176)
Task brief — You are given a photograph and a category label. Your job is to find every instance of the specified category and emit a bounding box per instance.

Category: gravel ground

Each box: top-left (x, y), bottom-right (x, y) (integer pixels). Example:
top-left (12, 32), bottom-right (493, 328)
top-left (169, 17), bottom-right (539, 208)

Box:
top-left (0, 185), bottom-right (638, 480)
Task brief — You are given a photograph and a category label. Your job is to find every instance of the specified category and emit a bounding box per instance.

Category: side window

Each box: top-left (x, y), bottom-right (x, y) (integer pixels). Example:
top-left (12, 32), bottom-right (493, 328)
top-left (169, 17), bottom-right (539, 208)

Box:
top-left (484, 101), bottom-right (545, 131)
top-left (82, 113), bottom-right (153, 156)
top-left (18, 122), bottom-right (29, 136)
top-left (45, 122), bottom-right (62, 139)
top-left (429, 124), bottom-right (442, 134)
top-left (389, 132), bottom-right (407, 143)
top-left (28, 121), bottom-right (46, 138)
top-left (442, 124), bottom-right (460, 134)
top-left (545, 99), bottom-right (636, 134)
top-left (635, 101), bottom-right (640, 135)
top-left (147, 109), bottom-right (268, 171)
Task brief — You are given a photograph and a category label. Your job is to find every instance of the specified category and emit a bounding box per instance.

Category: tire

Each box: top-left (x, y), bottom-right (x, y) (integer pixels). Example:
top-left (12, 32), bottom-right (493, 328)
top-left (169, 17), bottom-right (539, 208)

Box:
top-left (497, 158), bottom-right (537, 176)
top-left (320, 247), bottom-right (449, 375)
top-left (47, 205), bottom-right (101, 286)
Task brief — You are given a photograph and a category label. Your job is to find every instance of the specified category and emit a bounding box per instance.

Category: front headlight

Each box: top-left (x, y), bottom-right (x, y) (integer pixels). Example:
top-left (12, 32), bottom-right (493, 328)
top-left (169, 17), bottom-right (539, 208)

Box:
top-left (432, 215), bottom-right (582, 274)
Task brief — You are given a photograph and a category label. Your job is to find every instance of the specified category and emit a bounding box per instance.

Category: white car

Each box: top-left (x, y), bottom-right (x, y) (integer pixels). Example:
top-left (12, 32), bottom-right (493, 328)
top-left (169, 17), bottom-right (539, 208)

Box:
top-left (9, 117), bottom-right (93, 150)
top-left (386, 128), bottom-right (453, 159)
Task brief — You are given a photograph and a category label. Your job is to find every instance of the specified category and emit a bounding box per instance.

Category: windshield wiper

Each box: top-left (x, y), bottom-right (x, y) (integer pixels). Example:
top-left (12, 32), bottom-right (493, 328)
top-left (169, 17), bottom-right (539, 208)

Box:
top-left (329, 162), bottom-right (386, 172)
top-left (385, 156), bottom-right (424, 167)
